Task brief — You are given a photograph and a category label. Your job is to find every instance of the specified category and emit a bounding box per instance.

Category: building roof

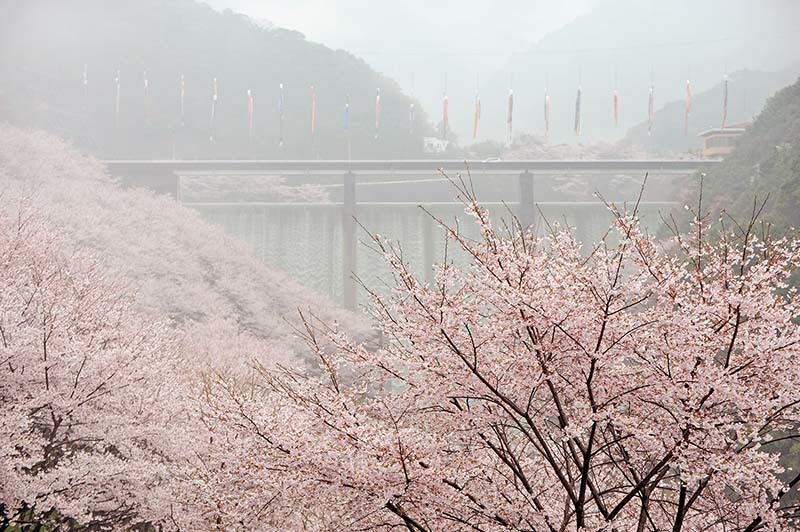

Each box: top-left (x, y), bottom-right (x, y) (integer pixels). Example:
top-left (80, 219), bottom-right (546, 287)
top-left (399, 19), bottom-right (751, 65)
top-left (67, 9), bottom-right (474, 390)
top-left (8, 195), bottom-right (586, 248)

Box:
top-left (698, 122), bottom-right (752, 138)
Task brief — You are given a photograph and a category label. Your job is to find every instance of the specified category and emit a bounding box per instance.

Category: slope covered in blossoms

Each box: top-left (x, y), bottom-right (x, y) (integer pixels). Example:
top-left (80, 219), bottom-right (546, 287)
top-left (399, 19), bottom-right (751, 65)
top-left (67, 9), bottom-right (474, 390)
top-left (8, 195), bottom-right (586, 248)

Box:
top-left (0, 126), bottom-right (363, 371)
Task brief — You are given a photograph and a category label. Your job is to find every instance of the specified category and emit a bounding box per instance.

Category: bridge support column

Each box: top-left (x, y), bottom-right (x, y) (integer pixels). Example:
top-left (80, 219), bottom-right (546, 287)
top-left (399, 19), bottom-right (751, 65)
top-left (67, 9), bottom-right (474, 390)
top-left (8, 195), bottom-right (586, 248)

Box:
top-left (175, 174), bottom-right (183, 203)
top-left (422, 214), bottom-right (435, 287)
top-left (517, 171), bottom-right (535, 230)
top-left (342, 172), bottom-right (357, 311)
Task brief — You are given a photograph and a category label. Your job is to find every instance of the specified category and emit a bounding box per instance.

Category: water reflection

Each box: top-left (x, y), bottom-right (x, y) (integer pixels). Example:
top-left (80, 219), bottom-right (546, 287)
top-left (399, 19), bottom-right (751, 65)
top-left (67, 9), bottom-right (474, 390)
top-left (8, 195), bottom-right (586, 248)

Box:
top-left (187, 200), bottom-right (677, 308)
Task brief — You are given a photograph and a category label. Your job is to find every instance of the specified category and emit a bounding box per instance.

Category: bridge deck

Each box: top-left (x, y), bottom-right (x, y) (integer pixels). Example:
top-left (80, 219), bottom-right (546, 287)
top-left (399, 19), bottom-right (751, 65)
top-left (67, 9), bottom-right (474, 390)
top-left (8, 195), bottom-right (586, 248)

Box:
top-left (105, 159), bottom-right (719, 177)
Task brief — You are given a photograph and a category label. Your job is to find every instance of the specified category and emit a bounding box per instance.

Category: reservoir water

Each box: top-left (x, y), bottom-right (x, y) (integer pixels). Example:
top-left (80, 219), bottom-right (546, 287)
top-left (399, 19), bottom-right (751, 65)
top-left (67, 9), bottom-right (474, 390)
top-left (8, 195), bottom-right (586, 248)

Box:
top-left (184, 191), bottom-right (677, 308)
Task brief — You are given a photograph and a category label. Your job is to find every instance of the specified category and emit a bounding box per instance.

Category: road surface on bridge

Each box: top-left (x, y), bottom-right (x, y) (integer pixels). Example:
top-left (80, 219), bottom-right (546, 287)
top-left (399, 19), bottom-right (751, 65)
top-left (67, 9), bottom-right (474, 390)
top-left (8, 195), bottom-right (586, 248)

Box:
top-left (105, 158), bottom-right (719, 178)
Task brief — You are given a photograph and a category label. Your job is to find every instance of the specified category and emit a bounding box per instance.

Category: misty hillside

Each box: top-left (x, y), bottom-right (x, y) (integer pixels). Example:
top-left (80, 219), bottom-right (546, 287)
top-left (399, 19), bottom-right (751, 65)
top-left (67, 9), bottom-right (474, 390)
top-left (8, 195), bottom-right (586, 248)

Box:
top-left (479, 0), bottom-right (800, 144)
top-left (625, 68), bottom-right (798, 154)
top-left (0, 124), bottom-right (364, 368)
top-left (0, 0), bottom-right (429, 159)
top-left (703, 77), bottom-right (800, 228)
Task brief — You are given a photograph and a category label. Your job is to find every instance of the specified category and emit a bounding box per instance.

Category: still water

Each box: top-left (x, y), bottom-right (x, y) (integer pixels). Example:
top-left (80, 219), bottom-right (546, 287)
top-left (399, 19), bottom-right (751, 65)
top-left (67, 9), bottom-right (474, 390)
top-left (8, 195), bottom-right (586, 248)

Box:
top-left (186, 200), bottom-right (675, 308)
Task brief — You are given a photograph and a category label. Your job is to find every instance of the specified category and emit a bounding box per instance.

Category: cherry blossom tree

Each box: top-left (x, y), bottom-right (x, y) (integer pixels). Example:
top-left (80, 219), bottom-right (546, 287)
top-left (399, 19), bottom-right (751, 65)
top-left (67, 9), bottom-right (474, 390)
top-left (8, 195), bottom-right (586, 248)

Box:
top-left (0, 124), bottom-right (367, 529)
top-left (201, 176), bottom-right (800, 531)
top-left (0, 204), bottom-right (197, 529)
top-left (3, 121), bottom-right (800, 531)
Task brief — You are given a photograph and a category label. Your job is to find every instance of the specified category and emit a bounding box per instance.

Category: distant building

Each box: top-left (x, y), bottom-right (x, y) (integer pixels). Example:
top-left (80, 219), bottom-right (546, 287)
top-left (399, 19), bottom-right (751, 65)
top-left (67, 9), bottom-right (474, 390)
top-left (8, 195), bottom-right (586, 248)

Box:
top-left (423, 137), bottom-right (451, 154)
top-left (698, 122), bottom-right (751, 157)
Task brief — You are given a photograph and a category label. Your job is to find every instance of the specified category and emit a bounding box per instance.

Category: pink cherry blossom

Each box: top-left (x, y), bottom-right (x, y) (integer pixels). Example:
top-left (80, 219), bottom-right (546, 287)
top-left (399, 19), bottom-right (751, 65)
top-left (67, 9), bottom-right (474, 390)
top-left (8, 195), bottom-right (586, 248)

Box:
top-left (200, 175), bottom-right (800, 531)
top-left (0, 206), bottom-right (198, 528)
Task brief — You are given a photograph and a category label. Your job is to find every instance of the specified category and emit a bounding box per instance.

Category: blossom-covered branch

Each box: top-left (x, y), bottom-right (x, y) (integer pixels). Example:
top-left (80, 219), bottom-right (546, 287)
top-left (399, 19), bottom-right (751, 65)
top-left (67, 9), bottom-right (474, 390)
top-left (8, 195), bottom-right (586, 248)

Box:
top-left (202, 172), bottom-right (800, 531)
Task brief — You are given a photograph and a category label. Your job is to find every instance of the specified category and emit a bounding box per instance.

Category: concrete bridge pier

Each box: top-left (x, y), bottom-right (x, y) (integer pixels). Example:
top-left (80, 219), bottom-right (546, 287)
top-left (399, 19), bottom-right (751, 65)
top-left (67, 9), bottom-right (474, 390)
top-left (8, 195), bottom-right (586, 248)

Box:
top-left (422, 215), bottom-right (435, 287)
top-left (342, 171), bottom-right (357, 311)
top-left (517, 170), bottom-right (535, 231)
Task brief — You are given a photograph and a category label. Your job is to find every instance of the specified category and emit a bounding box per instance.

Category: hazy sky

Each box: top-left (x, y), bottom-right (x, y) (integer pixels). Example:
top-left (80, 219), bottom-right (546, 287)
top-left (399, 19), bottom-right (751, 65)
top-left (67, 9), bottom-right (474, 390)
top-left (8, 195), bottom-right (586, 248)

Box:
top-left (204, 1), bottom-right (597, 70)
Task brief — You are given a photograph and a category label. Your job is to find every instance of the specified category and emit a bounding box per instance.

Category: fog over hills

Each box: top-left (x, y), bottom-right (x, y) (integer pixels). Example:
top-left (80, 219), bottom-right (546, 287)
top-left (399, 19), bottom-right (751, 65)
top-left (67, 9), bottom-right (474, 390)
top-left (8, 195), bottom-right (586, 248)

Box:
top-left (8, 0), bottom-right (796, 151)
top-left (480, 0), bottom-right (800, 144)
top-left (203, 0), bottom-right (597, 144)
top-left (0, 0), bottom-right (430, 159)
top-left (209, 0), bottom-right (800, 146)
top-left (625, 66), bottom-right (800, 154)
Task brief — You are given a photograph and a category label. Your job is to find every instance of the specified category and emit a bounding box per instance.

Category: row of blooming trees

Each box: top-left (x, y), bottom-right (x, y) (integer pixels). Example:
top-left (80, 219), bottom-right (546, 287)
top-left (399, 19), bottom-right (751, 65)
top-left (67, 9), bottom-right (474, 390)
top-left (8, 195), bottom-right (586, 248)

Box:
top-left (2, 169), bottom-right (800, 530)
top-left (198, 177), bottom-right (800, 530)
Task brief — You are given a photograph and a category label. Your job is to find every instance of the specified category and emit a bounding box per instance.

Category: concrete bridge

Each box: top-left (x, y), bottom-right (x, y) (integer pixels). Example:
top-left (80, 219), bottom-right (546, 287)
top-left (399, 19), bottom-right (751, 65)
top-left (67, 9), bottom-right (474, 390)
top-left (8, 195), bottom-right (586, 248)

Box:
top-left (104, 158), bottom-right (719, 310)
top-left (105, 158), bottom-right (717, 190)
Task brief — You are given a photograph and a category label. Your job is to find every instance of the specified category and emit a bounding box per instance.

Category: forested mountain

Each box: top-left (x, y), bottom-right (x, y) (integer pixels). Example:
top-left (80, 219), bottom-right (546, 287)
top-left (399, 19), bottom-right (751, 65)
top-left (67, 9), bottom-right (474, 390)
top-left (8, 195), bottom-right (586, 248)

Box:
top-left (0, 0), bottom-right (429, 159)
top-left (625, 67), bottom-right (798, 154)
top-left (704, 77), bottom-right (800, 227)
